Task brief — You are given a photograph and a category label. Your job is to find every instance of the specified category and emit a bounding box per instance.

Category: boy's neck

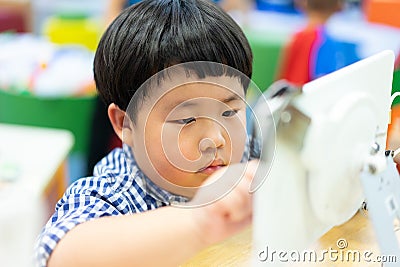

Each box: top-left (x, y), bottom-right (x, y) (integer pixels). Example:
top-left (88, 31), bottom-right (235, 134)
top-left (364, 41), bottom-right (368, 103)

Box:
top-left (305, 11), bottom-right (334, 28)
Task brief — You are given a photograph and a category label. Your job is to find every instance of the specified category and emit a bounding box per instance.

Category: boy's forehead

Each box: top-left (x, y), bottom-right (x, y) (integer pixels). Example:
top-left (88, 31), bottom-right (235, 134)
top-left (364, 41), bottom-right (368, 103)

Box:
top-left (149, 74), bottom-right (245, 103)
top-left (127, 62), bottom-right (250, 121)
top-left (159, 82), bottom-right (244, 111)
top-left (163, 81), bottom-right (243, 99)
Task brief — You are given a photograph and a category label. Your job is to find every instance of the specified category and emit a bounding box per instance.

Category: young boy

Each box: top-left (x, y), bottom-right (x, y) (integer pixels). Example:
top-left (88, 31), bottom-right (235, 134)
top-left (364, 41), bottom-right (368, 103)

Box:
top-left (35, 0), bottom-right (258, 266)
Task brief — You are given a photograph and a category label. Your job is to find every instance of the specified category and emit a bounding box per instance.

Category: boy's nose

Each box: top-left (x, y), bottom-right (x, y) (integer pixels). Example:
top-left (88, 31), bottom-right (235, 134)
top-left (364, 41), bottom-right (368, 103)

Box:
top-left (199, 119), bottom-right (226, 152)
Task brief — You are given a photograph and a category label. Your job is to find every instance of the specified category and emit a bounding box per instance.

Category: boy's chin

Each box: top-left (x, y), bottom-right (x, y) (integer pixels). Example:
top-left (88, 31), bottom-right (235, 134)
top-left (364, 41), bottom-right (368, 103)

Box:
top-left (167, 185), bottom-right (199, 199)
top-left (154, 175), bottom-right (206, 198)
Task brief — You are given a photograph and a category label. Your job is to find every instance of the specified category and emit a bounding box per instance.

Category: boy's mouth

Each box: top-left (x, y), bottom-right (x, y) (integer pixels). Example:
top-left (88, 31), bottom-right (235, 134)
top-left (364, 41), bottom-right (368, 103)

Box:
top-left (198, 159), bottom-right (225, 175)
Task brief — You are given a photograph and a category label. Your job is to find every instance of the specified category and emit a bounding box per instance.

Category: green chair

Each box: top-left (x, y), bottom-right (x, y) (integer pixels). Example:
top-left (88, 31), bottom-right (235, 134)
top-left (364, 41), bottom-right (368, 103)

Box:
top-left (0, 90), bottom-right (96, 182)
top-left (245, 29), bottom-right (289, 92)
top-left (393, 68), bottom-right (400, 106)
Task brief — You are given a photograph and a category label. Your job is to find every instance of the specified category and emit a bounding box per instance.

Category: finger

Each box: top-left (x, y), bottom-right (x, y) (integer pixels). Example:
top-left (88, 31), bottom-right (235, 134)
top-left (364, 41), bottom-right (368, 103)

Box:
top-left (222, 178), bottom-right (253, 222)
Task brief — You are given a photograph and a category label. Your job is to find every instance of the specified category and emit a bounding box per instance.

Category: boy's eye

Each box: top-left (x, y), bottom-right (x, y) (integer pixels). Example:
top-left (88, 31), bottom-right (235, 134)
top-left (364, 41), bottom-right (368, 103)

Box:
top-left (173, 117), bottom-right (197, 124)
top-left (222, 110), bottom-right (238, 117)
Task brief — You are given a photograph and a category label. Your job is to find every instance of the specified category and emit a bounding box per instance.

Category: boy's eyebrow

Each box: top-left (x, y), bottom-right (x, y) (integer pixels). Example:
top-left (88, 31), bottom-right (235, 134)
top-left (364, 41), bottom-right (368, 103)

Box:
top-left (176, 94), bottom-right (242, 108)
top-left (221, 94), bottom-right (242, 103)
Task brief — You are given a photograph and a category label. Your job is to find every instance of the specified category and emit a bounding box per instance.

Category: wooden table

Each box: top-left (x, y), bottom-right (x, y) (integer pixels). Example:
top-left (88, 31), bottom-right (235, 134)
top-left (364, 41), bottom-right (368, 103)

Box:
top-left (184, 210), bottom-right (399, 266)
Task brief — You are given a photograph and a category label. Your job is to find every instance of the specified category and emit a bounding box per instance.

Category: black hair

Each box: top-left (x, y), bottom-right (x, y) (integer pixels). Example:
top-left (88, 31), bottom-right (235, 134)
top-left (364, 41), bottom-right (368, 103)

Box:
top-left (94, 0), bottom-right (253, 123)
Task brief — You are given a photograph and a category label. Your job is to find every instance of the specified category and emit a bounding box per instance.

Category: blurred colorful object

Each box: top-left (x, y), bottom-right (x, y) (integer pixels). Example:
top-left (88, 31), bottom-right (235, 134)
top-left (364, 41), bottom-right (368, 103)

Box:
top-left (364, 0), bottom-right (400, 29)
top-left (0, 9), bottom-right (26, 33)
top-left (0, 34), bottom-right (96, 97)
top-left (393, 69), bottom-right (400, 106)
top-left (255, 0), bottom-right (299, 13)
top-left (278, 25), bottom-right (360, 86)
top-left (0, 0), bottom-right (31, 33)
top-left (43, 12), bottom-right (101, 51)
top-left (0, 34), bottom-right (97, 182)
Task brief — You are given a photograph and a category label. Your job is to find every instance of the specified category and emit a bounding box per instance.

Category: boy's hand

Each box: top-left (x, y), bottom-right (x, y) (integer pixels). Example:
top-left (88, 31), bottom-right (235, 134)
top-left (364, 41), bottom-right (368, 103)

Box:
top-left (188, 160), bottom-right (258, 247)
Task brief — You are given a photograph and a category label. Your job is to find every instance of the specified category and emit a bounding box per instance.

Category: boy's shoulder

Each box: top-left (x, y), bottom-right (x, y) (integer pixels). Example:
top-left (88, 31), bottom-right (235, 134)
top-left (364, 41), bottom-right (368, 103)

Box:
top-left (92, 146), bottom-right (128, 178)
top-left (58, 146), bottom-right (187, 214)
top-left (55, 147), bottom-right (152, 214)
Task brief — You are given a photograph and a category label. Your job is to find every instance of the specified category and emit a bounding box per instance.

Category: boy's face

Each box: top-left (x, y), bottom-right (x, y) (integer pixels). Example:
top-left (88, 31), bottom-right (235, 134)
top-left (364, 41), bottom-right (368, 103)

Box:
top-left (125, 76), bottom-right (247, 197)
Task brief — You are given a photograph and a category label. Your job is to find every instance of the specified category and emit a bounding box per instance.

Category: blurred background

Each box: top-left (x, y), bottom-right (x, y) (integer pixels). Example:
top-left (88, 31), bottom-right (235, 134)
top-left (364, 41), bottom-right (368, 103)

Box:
top-left (0, 0), bottom-right (400, 266)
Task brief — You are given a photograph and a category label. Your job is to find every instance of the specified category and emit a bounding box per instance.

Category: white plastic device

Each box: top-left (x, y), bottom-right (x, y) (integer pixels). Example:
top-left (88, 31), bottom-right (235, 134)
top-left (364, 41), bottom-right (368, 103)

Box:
top-left (252, 50), bottom-right (395, 266)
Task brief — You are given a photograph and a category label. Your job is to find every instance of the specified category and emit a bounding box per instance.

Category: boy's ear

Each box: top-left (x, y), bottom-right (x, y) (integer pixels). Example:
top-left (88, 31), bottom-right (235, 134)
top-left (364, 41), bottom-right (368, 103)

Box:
top-left (108, 103), bottom-right (134, 147)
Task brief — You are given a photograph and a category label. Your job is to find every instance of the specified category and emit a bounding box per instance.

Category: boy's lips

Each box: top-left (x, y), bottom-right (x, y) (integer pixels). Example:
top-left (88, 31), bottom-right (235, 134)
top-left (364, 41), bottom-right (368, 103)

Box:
top-left (198, 159), bottom-right (225, 175)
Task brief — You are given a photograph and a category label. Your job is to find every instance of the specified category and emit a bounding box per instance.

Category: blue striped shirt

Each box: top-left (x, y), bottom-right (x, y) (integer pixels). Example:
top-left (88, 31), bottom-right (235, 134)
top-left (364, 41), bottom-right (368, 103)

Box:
top-left (35, 139), bottom-right (258, 266)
